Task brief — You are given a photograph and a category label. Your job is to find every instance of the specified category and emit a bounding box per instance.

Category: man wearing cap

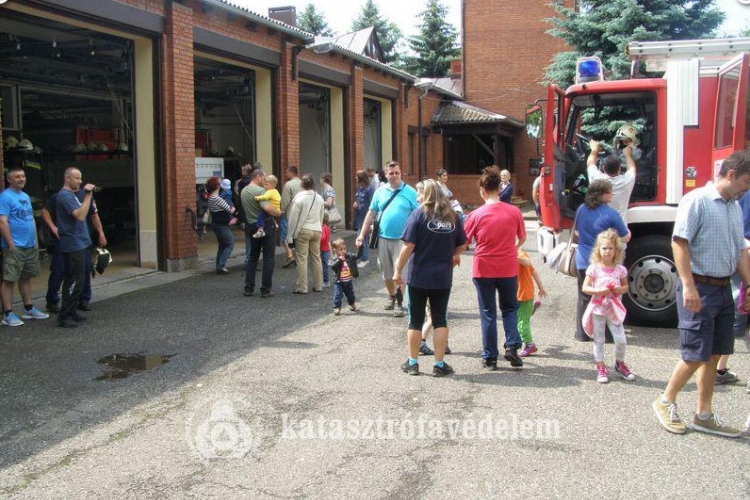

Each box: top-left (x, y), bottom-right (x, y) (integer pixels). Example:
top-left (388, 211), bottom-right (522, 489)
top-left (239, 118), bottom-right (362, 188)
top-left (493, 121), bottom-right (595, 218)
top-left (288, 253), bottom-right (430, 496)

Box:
top-left (587, 124), bottom-right (639, 224)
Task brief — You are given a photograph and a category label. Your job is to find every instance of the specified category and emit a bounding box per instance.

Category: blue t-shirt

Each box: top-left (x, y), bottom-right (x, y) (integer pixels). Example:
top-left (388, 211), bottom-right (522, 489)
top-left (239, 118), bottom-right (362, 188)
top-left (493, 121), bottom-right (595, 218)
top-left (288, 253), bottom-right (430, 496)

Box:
top-left (738, 190), bottom-right (750, 240)
top-left (56, 189), bottom-right (92, 253)
top-left (575, 204), bottom-right (629, 269)
top-left (369, 182), bottom-right (419, 240)
top-left (401, 208), bottom-right (467, 289)
top-left (0, 189), bottom-right (36, 249)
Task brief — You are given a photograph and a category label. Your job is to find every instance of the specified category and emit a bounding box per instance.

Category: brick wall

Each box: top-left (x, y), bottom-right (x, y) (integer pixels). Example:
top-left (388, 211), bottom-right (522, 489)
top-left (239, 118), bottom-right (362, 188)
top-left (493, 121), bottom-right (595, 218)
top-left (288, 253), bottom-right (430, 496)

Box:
top-left (463, 0), bottom-right (573, 201)
top-left (161, 1), bottom-right (198, 270)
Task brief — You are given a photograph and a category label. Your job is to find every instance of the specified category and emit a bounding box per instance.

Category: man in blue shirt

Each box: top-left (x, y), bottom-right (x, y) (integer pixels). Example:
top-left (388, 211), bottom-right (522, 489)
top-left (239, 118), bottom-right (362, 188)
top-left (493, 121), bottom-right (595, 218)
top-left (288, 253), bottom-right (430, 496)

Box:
top-left (55, 168), bottom-right (96, 328)
top-left (0, 167), bottom-right (49, 326)
top-left (653, 150), bottom-right (750, 438)
top-left (355, 161), bottom-right (418, 317)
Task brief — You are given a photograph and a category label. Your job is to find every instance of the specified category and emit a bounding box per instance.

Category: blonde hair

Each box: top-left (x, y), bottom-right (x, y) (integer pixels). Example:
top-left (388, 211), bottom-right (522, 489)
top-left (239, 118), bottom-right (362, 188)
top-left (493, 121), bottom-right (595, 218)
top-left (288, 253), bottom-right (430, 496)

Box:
top-left (590, 228), bottom-right (624, 265)
top-left (331, 238), bottom-right (346, 253)
top-left (264, 175), bottom-right (278, 188)
top-left (421, 179), bottom-right (455, 223)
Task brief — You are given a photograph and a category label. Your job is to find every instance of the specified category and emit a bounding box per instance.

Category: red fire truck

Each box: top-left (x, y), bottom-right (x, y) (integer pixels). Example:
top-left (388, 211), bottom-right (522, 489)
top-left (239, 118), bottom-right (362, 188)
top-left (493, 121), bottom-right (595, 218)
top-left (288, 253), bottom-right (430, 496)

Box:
top-left (528, 38), bottom-right (750, 327)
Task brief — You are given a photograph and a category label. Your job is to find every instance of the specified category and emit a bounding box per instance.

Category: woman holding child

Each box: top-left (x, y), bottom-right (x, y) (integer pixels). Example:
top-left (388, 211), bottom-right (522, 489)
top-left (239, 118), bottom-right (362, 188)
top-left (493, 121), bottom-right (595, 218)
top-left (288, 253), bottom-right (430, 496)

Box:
top-left (205, 175), bottom-right (237, 275)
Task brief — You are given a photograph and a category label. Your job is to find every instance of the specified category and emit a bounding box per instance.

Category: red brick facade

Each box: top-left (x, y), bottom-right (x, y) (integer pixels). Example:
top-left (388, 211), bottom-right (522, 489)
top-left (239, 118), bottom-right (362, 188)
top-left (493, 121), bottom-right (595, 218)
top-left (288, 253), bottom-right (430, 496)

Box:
top-left (462, 0), bottom-right (574, 202)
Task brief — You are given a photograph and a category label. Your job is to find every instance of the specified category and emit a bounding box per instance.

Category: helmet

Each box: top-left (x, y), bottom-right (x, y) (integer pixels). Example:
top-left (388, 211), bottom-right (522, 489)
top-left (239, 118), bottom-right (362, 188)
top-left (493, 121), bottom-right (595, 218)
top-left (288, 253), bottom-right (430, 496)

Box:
top-left (4, 136), bottom-right (18, 150)
top-left (93, 247), bottom-right (112, 276)
top-left (19, 139), bottom-right (33, 151)
top-left (116, 142), bottom-right (129, 152)
top-left (75, 143), bottom-right (87, 153)
top-left (88, 141), bottom-right (98, 152)
top-left (99, 143), bottom-right (108, 152)
top-left (614, 123), bottom-right (640, 147)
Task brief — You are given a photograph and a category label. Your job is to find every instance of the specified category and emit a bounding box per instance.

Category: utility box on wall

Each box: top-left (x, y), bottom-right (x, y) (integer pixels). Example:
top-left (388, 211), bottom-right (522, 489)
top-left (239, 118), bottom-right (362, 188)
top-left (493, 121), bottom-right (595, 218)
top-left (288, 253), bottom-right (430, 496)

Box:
top-left (195, 157), bottom-right (224, 184)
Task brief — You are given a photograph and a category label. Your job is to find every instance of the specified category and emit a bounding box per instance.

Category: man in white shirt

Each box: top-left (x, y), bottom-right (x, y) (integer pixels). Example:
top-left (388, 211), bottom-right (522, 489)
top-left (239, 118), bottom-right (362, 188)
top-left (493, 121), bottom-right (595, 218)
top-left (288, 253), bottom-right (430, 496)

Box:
top-left (587, 131), bottom-right (637, 224)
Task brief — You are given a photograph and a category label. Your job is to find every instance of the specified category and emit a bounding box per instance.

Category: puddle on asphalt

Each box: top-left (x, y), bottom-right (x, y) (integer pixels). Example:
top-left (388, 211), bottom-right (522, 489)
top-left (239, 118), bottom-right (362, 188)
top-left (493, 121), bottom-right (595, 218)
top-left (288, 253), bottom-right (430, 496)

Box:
top-left (95, 353), bottom-right (175, 381)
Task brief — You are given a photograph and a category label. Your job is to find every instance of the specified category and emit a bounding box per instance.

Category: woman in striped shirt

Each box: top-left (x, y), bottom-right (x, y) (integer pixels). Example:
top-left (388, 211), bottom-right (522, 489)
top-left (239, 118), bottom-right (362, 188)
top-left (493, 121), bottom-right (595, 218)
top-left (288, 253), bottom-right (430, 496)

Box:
top-left (206, 176), bottom-right (237, 275)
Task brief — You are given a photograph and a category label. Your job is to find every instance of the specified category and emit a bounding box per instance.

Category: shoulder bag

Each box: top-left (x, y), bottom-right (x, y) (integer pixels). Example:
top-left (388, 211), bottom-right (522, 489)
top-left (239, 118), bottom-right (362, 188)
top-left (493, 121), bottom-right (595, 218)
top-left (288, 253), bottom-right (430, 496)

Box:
top-left (547, 208), bottom-right (580, 277)
top-left (369, 189), bottom-right (401, 250)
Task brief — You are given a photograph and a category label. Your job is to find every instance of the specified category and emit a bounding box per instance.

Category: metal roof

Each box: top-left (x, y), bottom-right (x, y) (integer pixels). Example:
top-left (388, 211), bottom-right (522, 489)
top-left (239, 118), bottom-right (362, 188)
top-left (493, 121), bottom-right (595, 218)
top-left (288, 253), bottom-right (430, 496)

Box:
top-left (432, 101), bottom-right (523, 127)
top-left (206, 0), bottom-right (416, 82)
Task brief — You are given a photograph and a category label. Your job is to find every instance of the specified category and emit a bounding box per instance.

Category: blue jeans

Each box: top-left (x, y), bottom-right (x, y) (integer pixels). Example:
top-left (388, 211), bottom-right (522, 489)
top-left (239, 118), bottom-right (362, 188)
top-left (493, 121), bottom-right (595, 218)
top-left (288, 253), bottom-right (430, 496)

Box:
top-left (333, 280), bottom-right (356, 308)
top-left (244, 221), bottom-right (275, 294)
top-left (212, 224), bottom-right (234, 270)
top-left (321, 250), bottom-right (330, 284)
top-left (473, 276), bottom-right (521, 359)
top-left (46, 245), bottom-right (92, 305)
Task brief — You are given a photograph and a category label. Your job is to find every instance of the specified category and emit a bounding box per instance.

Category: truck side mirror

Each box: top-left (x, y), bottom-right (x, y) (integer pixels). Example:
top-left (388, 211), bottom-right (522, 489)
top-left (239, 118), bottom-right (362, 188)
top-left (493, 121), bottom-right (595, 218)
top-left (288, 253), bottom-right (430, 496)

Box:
top-left (525, 104), bottom-right (543, 139)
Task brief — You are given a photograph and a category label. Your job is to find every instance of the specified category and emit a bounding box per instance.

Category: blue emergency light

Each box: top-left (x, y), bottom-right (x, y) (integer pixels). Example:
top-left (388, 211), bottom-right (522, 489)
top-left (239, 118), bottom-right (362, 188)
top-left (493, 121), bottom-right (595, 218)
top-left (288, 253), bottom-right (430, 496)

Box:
top-left (576, 57), bottom-right (604, 84)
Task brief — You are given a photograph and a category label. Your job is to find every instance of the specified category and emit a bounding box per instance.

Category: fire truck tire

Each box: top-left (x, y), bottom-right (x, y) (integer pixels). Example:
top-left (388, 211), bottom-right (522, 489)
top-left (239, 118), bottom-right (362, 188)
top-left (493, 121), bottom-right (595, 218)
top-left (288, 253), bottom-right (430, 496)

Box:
top-left (623, 235), bottom-right (678, 328)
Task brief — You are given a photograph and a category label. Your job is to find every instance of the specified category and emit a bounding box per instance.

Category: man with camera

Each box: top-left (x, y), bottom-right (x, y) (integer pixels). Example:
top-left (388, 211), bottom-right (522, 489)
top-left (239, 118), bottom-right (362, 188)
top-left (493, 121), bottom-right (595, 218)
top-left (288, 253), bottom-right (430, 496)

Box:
top-left (587, 124), bottom-right (639, 224)
top-left (41, 182), bottom-right (106, 314)
top-left (55, 167), bottom-right (97, 328)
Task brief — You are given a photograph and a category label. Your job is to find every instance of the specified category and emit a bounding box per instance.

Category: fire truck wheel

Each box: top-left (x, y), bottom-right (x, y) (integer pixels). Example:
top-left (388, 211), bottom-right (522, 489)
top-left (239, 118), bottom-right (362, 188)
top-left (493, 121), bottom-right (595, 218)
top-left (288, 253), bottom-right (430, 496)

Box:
top-left (623, 235), bottom-right (678, 328)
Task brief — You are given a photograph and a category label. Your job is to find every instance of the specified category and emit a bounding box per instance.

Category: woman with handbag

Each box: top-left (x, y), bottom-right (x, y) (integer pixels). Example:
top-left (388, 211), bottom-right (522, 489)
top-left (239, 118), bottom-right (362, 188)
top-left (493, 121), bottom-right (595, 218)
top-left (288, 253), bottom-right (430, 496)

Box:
top-left (320, 172), bottom-right (341, 231)
top-left (287, 174), bottom-right (325, 294)
top-left (573, 179), bottom-right (631, 341)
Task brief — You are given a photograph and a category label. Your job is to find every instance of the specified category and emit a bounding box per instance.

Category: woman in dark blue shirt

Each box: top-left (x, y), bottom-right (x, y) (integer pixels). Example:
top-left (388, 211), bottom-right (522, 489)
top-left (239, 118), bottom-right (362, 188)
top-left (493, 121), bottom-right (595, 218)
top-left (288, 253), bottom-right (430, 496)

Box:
top-left (393, 179), bottom-right (466, 377)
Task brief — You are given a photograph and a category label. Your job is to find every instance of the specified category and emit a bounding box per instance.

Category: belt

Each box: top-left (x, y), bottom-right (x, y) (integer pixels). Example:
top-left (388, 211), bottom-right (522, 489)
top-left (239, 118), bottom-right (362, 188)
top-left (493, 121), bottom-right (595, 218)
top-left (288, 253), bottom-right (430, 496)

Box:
top-left (692, 274), bottom-right (731, 287)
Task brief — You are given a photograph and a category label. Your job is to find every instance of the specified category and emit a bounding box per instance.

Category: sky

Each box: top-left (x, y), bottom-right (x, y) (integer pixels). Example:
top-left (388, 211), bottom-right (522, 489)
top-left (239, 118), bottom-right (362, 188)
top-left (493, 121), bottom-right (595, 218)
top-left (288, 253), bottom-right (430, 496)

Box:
top-left (229, 0), bottom-right (750, 39)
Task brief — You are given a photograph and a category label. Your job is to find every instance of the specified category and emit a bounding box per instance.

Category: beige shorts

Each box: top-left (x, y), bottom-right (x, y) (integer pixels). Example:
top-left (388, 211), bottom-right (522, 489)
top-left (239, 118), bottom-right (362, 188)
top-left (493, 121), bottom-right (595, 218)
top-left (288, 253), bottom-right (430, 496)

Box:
top-left (2, 246), bottom-right (41, 282)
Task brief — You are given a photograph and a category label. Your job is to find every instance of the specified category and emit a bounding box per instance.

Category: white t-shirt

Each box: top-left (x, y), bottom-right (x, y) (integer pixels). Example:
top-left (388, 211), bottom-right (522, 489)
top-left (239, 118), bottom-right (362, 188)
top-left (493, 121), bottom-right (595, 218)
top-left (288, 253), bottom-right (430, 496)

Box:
top-left (588, 165), bottom-right (635, 224)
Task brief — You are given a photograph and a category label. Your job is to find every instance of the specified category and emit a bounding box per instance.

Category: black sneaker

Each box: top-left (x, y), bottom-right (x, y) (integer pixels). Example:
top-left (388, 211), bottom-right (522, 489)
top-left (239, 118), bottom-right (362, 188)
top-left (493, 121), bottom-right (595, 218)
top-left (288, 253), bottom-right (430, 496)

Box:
top-left (244, 288), bottom-right (255, 297)
top-left (46, 302), bottom-right (60, 314)
top-left (504, 348), bottom-right (524, 367)
top-left (78, 301), bottom-right (92, 311)
top-left (401, 360), bottom-right (419, 376)
top-left (433, 362), bottom-right (454, 377)
top-left (57, 317), bottom-right (78, 329)
top-left (419, 342), bottom-right (434, 355)
top-left (482, 358), bottom-right (498, 370)
top-left (71, 314), bottom-right (87, 323)
top-left (260, 291), bottom-right (275, 298)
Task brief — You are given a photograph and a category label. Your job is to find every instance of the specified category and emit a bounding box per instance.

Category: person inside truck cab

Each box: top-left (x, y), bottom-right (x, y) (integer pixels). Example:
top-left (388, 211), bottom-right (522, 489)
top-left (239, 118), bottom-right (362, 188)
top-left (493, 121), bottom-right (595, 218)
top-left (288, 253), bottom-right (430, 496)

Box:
top-left (587, 124), bottom-right (639, 224)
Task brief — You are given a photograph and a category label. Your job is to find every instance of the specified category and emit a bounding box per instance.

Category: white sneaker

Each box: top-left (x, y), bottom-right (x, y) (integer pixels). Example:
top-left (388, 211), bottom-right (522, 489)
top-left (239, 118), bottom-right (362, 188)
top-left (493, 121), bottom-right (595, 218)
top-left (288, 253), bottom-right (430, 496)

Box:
top-left (21, 307), bottom-right (49, 320)
top-left (357, 260), bottom-right (368, 269)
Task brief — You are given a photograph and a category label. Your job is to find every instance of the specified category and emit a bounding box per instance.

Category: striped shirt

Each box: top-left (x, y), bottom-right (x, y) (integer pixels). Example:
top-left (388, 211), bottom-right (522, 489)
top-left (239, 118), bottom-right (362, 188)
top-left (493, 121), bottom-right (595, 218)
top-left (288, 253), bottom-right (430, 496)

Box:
top-left (672, 182), bottom-right (745, 277)
top-left (208, 194), bottom-right (233, 225)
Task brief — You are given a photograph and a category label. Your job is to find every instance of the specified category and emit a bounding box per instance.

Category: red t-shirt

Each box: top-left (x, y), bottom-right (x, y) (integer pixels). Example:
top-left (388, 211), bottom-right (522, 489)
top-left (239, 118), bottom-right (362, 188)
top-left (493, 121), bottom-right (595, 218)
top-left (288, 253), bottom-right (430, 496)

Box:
top-left (320, 225), bottom-right (331, 252)
top-left (464, 202), bottom-right (526, 278)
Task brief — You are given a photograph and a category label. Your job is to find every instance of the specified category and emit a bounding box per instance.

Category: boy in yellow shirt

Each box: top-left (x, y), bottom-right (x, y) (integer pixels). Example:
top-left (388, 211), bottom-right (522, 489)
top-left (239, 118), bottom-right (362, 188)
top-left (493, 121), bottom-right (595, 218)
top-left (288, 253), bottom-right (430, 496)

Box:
top-left (253, 175), bottom-right (281, 239)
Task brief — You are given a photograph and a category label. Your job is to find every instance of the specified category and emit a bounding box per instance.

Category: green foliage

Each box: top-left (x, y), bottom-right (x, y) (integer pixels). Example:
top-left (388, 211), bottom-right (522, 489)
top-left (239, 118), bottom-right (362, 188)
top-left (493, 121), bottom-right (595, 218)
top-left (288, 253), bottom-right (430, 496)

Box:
top-left (546, 0), bottom-right (725, 88)
top-left (297, 3), bottom-right (335, 37)
top-left (351, 0), bottom-right (403, 65)
top-left (401, 0), bottom-right (461, 77)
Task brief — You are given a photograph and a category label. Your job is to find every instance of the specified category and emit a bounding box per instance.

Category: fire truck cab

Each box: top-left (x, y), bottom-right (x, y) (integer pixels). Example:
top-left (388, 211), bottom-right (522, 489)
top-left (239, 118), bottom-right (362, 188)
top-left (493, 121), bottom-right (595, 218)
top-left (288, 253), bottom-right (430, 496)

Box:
top-left (529, 38), bottom-right (750, 327)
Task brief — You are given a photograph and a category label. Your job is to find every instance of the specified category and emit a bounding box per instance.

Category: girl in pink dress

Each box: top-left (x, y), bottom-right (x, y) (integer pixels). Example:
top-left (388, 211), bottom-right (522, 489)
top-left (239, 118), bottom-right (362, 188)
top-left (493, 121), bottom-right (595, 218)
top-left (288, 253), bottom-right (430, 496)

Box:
top-left (582, 229), bottom-right (635, 383)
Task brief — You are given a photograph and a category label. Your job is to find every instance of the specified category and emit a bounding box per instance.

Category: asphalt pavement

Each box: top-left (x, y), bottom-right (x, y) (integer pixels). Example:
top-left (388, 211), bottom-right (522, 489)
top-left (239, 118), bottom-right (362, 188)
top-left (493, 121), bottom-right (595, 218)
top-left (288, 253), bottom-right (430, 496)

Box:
top-left (1, 224), bottom-right (749, 499)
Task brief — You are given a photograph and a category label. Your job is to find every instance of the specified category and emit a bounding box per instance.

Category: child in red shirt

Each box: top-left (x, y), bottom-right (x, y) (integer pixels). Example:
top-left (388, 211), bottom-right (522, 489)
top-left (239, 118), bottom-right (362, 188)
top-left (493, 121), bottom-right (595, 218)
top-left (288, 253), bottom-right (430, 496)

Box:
top-left (320, 212), bottom-right (331, 287)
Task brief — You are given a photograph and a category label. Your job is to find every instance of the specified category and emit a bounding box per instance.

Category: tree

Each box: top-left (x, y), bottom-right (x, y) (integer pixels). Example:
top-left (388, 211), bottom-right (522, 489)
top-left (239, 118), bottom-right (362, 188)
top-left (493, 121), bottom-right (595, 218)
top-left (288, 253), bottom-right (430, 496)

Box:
top-left (546, 0), bottom-right (725, 88)
top-left (351, 0), bottom-right (403, 65)
top-left (297, 3), bottom-right (335, 37)
top-left (401, 0), bottom-right (460, 77)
